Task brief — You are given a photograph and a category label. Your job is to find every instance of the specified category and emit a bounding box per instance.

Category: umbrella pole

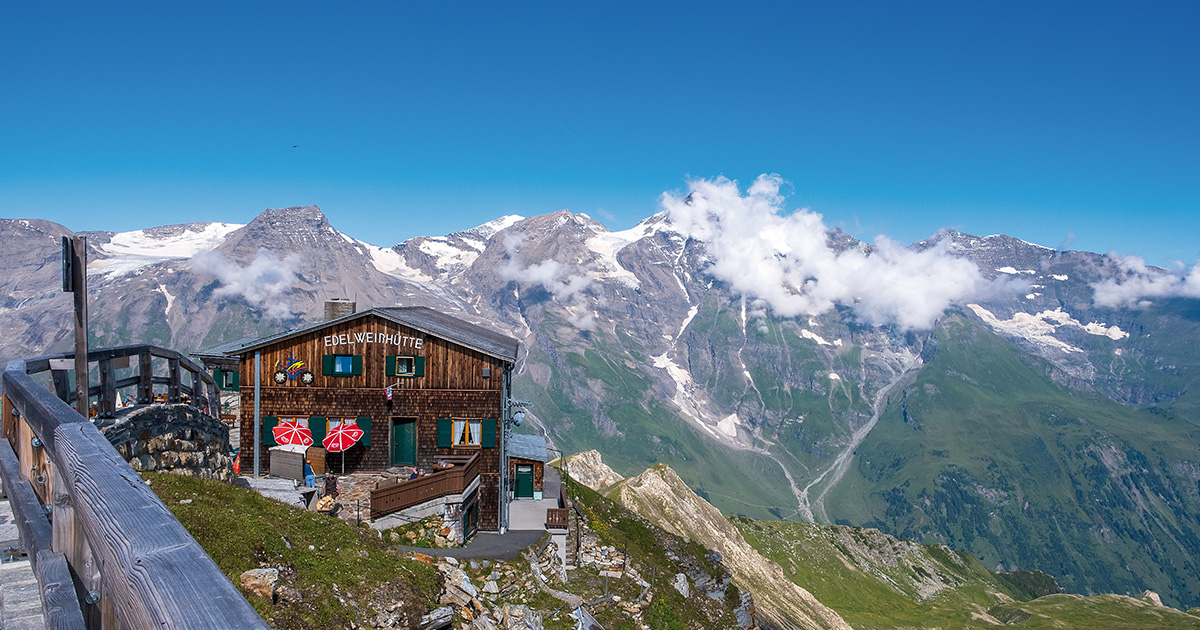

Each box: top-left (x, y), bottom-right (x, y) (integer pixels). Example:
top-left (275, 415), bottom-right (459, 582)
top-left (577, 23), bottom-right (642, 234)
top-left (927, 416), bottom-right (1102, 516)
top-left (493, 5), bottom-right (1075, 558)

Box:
top-left (342, 450), bottom-right (345, 475)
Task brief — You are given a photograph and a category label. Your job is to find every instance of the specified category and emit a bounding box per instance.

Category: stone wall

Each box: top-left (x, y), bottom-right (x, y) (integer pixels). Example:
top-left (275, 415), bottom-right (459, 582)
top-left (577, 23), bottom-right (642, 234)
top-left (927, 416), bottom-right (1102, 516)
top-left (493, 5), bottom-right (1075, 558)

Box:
top-left (101, 404), bottom-right (233, 481)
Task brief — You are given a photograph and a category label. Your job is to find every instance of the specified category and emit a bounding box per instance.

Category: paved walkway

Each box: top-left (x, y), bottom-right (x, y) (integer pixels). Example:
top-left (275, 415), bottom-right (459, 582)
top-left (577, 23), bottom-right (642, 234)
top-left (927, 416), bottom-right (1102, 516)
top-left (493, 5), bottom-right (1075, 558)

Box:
top-left (396, 530), bottom-right (547, 561)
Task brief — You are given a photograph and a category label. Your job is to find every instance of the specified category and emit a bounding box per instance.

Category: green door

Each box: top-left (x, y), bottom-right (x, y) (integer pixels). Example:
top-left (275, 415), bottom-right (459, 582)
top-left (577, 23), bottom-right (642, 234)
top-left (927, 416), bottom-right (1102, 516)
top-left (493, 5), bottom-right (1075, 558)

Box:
top-left (515, 464), bottom-right (534, 499)
top-left (391, 419), bottom-right (416, 466)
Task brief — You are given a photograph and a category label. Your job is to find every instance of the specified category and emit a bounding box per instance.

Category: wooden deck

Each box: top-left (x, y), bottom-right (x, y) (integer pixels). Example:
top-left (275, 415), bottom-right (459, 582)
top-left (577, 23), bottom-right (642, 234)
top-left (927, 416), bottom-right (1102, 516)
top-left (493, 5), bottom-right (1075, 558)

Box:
top-left (369, 452), bottom-right (482, 519)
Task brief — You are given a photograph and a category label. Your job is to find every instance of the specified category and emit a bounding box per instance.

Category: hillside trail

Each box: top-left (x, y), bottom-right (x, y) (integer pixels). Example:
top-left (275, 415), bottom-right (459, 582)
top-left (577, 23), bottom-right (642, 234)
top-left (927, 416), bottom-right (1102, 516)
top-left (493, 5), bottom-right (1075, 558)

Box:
top-left (796, 365), bottom-right (917, 522)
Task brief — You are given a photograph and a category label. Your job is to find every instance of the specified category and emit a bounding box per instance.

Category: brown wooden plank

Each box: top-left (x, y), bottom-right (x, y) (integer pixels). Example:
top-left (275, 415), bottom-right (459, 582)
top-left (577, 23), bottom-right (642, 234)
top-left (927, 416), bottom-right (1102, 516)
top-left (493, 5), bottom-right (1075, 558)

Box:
top-left (0, 437), bottom-right (53, 558)
top-left (32, 549), bottom-right (87, 630)
top-left (53, 421), bottom-right (269, 629)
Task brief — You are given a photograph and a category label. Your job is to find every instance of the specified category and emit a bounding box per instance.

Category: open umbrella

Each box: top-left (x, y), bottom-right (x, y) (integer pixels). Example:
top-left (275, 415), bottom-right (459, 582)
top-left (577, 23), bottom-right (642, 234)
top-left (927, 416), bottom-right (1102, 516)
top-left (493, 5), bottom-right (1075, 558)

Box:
top-left (273, 420), bottom-right (313, 447)
top-left (323, 420), bottom-right (364, 473)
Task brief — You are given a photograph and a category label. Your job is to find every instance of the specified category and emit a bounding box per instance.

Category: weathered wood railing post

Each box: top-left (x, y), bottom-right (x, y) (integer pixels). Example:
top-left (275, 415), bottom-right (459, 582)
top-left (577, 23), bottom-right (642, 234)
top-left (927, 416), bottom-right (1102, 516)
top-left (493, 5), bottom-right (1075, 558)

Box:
top-left (99, 357), bottom-right (116, 418)
top-left (167, 357), bottom-right (181, 403)
top-left (137, 350), bottom-right (152, 403)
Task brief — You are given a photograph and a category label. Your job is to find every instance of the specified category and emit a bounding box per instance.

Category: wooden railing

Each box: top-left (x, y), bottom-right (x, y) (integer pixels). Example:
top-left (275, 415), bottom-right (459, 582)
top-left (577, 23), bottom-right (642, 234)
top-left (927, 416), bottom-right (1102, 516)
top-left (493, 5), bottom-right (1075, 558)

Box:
top-left (546, 467), bottom-right (570, 529)
top-left (370, 452), bottom-right (482, 519)
top-left (17, 344), bottom-right (221, 420)
top-left (545, 508), bottom-right (569, 529)
top-left (0, 348), bottom-right (266, 629)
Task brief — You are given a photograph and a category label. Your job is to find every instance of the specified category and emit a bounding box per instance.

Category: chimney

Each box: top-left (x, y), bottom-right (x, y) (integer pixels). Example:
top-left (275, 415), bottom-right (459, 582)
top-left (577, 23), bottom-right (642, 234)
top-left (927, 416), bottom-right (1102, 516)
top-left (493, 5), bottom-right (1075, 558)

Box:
top-left (324, 298), bottom-right (356, 320)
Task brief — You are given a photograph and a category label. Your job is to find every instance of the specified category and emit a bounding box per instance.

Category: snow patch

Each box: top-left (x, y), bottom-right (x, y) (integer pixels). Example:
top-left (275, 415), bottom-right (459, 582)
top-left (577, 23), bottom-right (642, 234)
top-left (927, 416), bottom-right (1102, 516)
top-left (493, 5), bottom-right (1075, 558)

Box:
top-left (968, 304), bottom-right (1128, 353)
top-left (829, 372), bottom-right (842, 381)
top-left (158, 284), bottom-right (175, 318)
top-left (996, 267), bottom-right (1036, 275)
top-left (584, 218), bottom-right (666, 290)
top-left (800, 329), bottom-right (831, 345)
top-left (717, 414), bottom-right (739, 438)
top-left (1051, 274), bottom-right (1069, 281)
top-left (95, 223), bottom-right (243, 276)
top-left (418, 238), bottom-right (480, 269)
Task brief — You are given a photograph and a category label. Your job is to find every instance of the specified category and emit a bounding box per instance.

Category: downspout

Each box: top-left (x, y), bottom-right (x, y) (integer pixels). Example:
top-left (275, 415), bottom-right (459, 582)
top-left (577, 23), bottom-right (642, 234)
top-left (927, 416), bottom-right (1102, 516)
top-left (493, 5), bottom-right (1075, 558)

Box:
top-left (500, 363), bottom-right (512, 534)
top-left (253, 350), bottom-right (262, 477)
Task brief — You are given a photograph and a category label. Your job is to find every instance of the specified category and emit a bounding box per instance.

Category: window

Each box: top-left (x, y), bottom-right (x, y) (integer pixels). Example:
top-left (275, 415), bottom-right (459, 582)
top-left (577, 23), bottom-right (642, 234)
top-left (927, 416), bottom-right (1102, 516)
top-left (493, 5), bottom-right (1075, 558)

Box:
top-left (453, 419), bottom-right (481, 447)
top-left (322, 354), bottom-right (363, 377)
top-left (386, 355), bottom-right (425, 378)
top-left (327, 417), bottom-right (372, 446)
top-left (437, 418), bottom-right (496, 448)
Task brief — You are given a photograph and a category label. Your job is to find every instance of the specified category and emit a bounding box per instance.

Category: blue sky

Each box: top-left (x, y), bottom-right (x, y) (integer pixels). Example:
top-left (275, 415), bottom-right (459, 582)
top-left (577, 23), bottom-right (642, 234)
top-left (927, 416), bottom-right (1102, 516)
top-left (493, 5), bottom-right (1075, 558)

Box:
top-left (2, 2), bottom-right (1197, 263)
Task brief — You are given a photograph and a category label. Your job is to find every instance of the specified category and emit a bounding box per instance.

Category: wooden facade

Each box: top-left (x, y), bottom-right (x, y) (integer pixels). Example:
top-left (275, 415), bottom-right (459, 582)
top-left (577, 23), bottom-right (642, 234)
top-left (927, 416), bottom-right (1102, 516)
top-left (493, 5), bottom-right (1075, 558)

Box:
top-left (230, 307), bottom-right (518, 532)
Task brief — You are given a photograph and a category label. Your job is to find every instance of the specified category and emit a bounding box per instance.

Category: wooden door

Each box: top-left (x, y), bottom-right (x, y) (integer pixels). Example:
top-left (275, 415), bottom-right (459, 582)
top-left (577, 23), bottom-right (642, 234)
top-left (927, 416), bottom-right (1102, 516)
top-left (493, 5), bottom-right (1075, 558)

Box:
top-left (391, 418), bottom-right (416, 466)
top-left (515, 464), bottom-right (534, 499)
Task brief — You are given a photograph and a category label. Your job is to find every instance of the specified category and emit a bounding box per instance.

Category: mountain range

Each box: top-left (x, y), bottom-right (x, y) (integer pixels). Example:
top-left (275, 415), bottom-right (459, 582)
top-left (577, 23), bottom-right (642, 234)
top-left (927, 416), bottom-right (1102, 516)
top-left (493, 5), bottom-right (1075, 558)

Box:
top-left (3, 182), bottom-right (1199, 608)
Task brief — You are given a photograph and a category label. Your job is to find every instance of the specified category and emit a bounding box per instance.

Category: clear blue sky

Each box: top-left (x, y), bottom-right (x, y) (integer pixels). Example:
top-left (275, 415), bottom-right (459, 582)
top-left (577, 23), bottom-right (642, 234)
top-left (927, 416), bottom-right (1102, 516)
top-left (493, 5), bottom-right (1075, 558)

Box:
top-left (2, 1), bottom-right (1197, 263)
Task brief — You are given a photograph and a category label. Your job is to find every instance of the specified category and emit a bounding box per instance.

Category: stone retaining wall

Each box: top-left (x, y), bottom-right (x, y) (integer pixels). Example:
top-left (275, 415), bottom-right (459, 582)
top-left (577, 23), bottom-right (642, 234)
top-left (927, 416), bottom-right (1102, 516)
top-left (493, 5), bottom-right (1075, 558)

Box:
top-left (101, 404), bottom-right (233, 481)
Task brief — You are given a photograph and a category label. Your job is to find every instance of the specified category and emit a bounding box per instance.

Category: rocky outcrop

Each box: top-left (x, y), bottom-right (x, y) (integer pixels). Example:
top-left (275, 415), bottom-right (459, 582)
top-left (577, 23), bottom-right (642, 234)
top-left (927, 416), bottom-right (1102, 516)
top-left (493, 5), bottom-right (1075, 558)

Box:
top-left (609, 463), bottom-right (852, 630)
top-left (563, 450), bottom-right (623, 493)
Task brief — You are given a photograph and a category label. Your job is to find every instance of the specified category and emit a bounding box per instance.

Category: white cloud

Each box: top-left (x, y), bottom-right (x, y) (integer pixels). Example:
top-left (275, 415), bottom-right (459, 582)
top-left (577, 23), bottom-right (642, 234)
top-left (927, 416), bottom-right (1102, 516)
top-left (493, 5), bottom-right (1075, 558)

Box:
top-left (496, 233), bottom-right (596, 329)
top-left (1091, 254), bottom-right (1200, 308)
top-left (191, 248), bottom-right (306, 320)
top-left (662, 175), bottom-right (991, 330)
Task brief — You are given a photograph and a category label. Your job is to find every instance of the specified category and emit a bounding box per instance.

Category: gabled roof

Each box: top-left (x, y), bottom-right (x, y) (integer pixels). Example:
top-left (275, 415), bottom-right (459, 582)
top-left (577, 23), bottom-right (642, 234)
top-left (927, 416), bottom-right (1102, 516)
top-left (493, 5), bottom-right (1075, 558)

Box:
top-left (192, 337), bottom-right (259, 363)
top-left (508, 434), bottom-right (549, 463)
top-left (222, 307), bottom-right (520, 363)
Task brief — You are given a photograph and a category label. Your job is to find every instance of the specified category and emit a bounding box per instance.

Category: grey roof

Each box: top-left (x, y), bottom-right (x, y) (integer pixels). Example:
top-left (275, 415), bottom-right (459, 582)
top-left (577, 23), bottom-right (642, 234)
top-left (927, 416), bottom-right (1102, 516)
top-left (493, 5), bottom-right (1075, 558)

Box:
top-left (508, 434), bottom-right (549, 463)
top-left (192, 337), bottom-right (259, 362)
top-left (225, 307), bottom-right (520, 363)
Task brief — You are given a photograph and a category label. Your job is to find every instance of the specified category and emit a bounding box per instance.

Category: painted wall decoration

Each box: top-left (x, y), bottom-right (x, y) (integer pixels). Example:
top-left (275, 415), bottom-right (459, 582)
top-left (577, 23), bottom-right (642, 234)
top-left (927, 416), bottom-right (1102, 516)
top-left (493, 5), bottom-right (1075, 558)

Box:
top-left (273, 349), bottom-right (314, 385)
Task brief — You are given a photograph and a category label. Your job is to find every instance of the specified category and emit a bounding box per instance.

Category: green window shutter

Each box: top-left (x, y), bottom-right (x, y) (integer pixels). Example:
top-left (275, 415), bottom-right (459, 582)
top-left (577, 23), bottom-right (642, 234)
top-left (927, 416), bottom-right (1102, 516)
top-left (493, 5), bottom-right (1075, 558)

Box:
top-left (230, 370), bottom-right (240, 388)
top-left (481, 418), bottom-right (496, 448)
top-left (213, 369), bottom-right (224, 389)
top-left (414, 356), bottom-right (426, 377)
top-left (322, 355), bottom-right (335, 375)
top-left (357, 416), bottom-right (371, 446)
top-left (263, 416), bottom-right (279, 446)
top-left (309, 417), bottom-right (327, 445)
top-left (386, 355), bottom-right (397, 377)
top-left (352, 355), bottom-right (363, 376)
top-left (437, 418), bottom-right (451, 448)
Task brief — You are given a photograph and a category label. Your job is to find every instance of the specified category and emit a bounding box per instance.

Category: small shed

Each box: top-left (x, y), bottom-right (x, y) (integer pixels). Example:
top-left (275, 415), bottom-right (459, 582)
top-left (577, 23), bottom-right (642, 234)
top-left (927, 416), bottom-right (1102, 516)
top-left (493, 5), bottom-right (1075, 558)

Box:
top-left (508, 434), bottom-right (549, 500)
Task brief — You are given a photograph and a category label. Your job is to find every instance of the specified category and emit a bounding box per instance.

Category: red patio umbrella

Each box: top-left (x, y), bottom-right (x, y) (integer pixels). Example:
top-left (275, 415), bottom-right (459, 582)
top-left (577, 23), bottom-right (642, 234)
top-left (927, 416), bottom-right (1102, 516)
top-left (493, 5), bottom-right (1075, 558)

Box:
top-left (272, 420), bottom-right (313, 447)
top-left (323, 420), bottom-right (364, 473)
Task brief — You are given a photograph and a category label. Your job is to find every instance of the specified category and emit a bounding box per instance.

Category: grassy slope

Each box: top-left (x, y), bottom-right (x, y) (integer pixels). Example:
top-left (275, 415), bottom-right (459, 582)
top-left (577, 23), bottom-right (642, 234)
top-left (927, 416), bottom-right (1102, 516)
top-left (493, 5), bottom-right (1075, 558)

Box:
top-left (148, 473), bottom-right (440, 630)
top-left (824, 315), bottom-right (1200, 608)
top-left (737, 518), bottom-right (1200, 629)
top-left (736, 518), bottom-right (1044, 629)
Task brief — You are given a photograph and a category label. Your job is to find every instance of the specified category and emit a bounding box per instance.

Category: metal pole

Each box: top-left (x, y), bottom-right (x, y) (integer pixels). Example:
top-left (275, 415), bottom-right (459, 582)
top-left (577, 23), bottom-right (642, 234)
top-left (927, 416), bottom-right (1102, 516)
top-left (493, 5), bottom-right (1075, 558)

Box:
top-left (253, 350), bottom-right (261, 477)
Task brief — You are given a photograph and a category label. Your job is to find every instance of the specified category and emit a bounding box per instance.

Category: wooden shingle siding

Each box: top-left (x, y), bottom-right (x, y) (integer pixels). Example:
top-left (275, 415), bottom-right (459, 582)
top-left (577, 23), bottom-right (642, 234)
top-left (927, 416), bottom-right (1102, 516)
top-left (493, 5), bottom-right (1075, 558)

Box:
top-left (237, 312), bottom-right (512, 531)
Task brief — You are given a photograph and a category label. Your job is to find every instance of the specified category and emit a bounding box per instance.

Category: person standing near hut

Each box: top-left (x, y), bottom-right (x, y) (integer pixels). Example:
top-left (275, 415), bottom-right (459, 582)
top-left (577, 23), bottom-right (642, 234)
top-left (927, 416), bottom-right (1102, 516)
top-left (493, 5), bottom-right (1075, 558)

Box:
top-left (324, 473), bottom-right (339, 498)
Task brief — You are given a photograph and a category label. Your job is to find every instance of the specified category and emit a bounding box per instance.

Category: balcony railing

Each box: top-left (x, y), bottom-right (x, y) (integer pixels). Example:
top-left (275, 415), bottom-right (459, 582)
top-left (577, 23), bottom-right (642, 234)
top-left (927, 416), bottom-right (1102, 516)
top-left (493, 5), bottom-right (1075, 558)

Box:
top-left (370, 452), bottom-right (482, 519)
